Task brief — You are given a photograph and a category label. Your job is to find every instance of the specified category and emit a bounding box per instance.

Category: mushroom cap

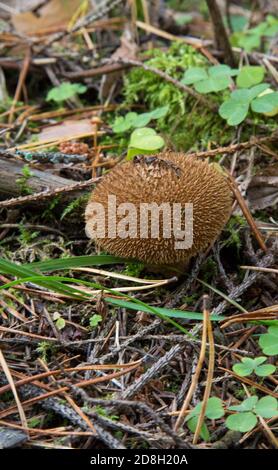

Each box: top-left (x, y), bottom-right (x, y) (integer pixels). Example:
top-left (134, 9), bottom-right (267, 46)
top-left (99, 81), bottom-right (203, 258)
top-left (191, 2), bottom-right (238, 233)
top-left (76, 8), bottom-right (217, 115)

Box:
top-left (85, 152), bottom-right (232, 265)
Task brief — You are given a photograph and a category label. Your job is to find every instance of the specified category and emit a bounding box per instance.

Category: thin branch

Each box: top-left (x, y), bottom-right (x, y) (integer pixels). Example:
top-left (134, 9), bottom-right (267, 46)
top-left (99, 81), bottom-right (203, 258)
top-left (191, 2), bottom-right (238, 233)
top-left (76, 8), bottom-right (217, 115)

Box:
top-left (0, 177), bottom-right (100, 208)
top-left (227, 174), bottom-right (267, 252)
top-left (0, 349), bottom-right (28, 434)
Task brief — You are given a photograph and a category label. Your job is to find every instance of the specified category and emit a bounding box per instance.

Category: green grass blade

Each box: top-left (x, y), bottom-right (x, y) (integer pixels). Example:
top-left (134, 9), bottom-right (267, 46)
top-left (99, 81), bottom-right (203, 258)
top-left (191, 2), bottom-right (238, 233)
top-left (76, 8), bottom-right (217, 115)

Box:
top-left (24, 255), bottom-right (126, 272)
top-left (0, 257), bottom-right (223, 334)
top-left (0, 257), bottom-right (88, 299)
top-left (106, 298), bottom-right (225, 321)
top-left (197, 278), bottom-right (247, 313)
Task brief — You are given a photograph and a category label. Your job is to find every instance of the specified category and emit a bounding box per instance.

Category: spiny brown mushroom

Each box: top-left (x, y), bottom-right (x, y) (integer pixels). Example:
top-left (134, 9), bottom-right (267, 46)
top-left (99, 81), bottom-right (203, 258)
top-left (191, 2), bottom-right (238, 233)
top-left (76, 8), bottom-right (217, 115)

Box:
top-left (85, 152), bottom-right (232, 266)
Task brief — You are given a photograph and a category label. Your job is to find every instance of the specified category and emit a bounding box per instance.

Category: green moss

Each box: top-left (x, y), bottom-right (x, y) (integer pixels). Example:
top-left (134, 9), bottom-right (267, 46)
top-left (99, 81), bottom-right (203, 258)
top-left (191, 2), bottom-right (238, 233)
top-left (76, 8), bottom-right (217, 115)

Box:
top-left (182, 293), bottom-right (199, 305)
top-left (123, 261), bottom-right (144, 277)
top-left (200, 257), bottom-right (218, 283)
top-left (223, 215), bottom-right (246, 252)
top-left (60, 193), bottom-right (89, 220)
top-left (36, 341), bottom-right (56, 362)
top-left (123, 43), bottom-right (234, 151)
top-left (16, 165), bottom-right (34, 195)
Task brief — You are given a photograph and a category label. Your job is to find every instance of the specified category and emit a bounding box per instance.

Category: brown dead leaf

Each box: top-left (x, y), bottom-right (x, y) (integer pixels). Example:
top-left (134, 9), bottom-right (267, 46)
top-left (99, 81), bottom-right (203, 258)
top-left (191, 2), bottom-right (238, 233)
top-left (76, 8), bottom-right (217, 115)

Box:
top-left (247, 164), bottom-right (278, 211)
top-left (12, 0), bottom-right (82, 36)
top-left (38, 118), bottom-right (96, 142)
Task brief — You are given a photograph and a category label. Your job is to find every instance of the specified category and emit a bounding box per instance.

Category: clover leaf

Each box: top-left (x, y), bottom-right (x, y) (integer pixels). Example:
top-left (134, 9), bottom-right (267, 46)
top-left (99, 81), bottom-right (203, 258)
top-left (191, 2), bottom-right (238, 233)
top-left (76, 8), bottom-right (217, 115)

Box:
top-left (182, 65), bottom-right (237, 94)
top-left (226, 395), bottom-right (278, 432)
top-left (89, 314), bottom-right (102, 328)
top-left (219, 98), bottom-right (249, 126)
top-left (112, 106), bottom-right (169, 133)
top-left (113, 113), bottom-right (137, 133)
top-left (226, 412), bottom-right (257, 432)
top-left (254, 363), bottom-right (276, 377)
top-left (218, 83), bottom-right (270, 125)
top-left (247, 83), bottom-right (269, 100)
top-left (229, 396), bottom-right (258, 412)
top-left (182, 67), bottom-right (207, 84)
top-left (259, 325), bottom-right (278, 356)
top-left (233, 358), bottom-right (254, 377)
top-left (254, 396), bottom-right (278, 419)
top-left (251, 91), bottom-right (278, 113)
top-left (186, 397), bottom-right (225, 421)
top-left (46, 82), bottom-right (87, 103)
top-left (231, 15), bottom-right (278, 52)
top-left (148, 106), bottom-right (169, 119)
top-left (233, 356), bottom-right (276, 377)
top-left (185, 397), bottom-right (225, 441)
top-left (236, 66), bottom-right (265, 88)
top-left (53, 312), bottom-right (66, 330)
top-left (127, 127), bottom-right (165, 160)
top-left (187, 416), bottom-right (210, 441)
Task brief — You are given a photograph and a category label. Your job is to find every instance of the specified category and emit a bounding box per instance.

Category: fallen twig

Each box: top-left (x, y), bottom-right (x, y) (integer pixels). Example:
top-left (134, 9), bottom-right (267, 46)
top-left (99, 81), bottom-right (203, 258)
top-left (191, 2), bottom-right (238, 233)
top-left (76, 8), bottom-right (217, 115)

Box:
top-left (193, 296), bottom-right (215, 444)
top-left (0, 177), bottom-right (99, 208)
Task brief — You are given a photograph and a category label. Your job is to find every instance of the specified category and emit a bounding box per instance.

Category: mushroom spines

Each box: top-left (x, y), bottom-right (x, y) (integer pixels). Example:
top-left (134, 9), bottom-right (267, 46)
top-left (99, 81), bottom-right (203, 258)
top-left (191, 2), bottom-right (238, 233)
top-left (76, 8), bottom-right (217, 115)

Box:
top-left (85, 152), bottom-right (232, 265)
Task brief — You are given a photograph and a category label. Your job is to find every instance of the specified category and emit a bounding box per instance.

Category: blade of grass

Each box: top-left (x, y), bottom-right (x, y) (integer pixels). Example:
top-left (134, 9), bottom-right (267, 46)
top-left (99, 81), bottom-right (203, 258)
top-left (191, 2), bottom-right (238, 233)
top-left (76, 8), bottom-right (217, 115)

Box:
top-left (24, 255), bottom-right (126, 272)
top-left (197, 278), bottom-right (247, 313)
top-left (0, 257), bottom-right (224, 335)
top-left (0, 258), bottom-right (89, 300)
top-left (0, 260), bottom-right (190, 334)
top-left (106, 298), bottom-right (225, 322)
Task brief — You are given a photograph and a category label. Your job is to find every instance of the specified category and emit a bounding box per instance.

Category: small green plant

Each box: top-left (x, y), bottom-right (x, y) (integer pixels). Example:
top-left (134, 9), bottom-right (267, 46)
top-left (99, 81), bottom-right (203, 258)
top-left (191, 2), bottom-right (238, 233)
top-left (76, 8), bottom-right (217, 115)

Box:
top-left (46, 82), bottom-right (87, 103)
top-left (36, 341), bottom-right (54, 362)
top-left (53, 312), bottom-right (66, 330)
top-left (182, 64), bottom-right (238, 93)
top-left (112, 105), bottom-right (169, 133)
top-left (182, 63), bottom-right (278, 126)
top-left (95, 406), bottom-right (119, 421)
top-left (60, 194), bottom-right (89, 220)
top-left (226, 396), bottom-right (278, 432)
top-left (124, 42), bottom-right (231, 150)
top-left (259, 325), bottom-right (278, 356)
top-left (89, 314), bottom-right (102, 328)
top-left (127, 127), bottom-right (165, 160)
top-left (18, 225), bottom-right (39, 245)
top-left (123, 261), bottom-right (144, 277)
top-left (42, 196), bottom-right (61, 220)
top-left (236, 66), bottom-right (265, 88)
top-left (223, 214), bottom-right (246, 251)
top-left (16, 165), bottom-right (34, 195)
top-left (28, 417), bottom-right (42, 428)
top-left (186, 397), bottom-right (225, 441)
top-left (219, 83), bottom-right (278, 125)
top-left (233, 356), bottom-right (276, 377)
top-left (231, 15), bottom-right (278, 52)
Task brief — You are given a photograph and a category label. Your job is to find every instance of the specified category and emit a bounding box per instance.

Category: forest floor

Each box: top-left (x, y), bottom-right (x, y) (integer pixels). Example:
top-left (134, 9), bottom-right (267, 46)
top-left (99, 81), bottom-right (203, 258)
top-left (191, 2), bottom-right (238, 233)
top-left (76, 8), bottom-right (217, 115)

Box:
top-left (0, 0), bottom-right (277, 451)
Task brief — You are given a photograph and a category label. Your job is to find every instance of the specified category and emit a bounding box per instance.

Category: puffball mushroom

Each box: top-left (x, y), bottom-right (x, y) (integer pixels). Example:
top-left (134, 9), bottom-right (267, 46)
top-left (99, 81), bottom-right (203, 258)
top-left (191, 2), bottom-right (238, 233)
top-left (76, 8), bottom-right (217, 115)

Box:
top-left (85, 153), bottom-right (232, 266)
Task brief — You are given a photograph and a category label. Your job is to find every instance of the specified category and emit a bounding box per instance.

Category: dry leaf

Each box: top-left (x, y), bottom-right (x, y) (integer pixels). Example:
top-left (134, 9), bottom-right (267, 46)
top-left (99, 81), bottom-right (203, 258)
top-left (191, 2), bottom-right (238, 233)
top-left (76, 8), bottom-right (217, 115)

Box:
top-left (247, 164), bottom-right (278, 211)
top-left (38, 118), bottom-right (96, 142)
top-left (12, 0), bottom-right (82, 36)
